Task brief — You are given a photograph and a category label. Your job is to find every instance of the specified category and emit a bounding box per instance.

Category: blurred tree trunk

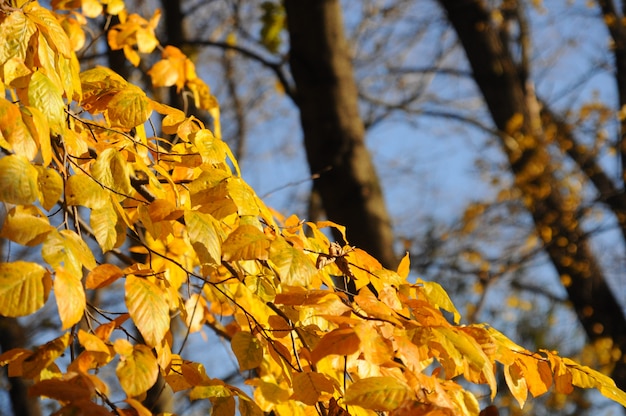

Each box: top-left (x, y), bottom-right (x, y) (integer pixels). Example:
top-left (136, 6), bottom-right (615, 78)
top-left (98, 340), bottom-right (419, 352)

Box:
top-left (438, 0), bottom-right (626, 388)
top-left (284, 0), bottom-right (397, 268)
top-left (0, 317), bottom-right (41, 416)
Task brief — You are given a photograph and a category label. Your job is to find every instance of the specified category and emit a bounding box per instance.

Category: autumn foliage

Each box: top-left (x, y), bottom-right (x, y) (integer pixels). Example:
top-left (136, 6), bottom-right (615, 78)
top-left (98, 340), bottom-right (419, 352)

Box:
top-left (0, 1), bottom-right (625, 415)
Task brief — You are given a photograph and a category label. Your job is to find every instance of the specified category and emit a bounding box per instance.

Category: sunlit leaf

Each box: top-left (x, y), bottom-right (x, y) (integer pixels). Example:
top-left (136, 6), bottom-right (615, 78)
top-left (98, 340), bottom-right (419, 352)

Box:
top-left (0, 98), bottom-right (28, 153)
top-left (417, 279), bottom-right (461, 324)
top-left (42, 230), bottom-right (97, 277)
top-left (222, 225), bottom-right (270, 261)
top-left (564, 357), bottom-right (626, 407)
top-left (311, 328), bottom-right (360, 364)
top-left (54, 268), bottom-right (86, 329)
top-left (114, 340), bottom-right (159, 397)
top-left (86, 264), bottom-right (124, 290)
top-left (504, 362), bottom-right (528, 407)
top-left (27, 71), bottom-right (66, 135)
top-left (77, 329), bottom-right (110, 354)
top-left (21, 333), bottom-right (70, 378)
top-left (269, 237), bottom-right (317, 286)
top-left (0, 10), bottom-right (36, 65)
top-left (35, 166), bottom-right (63, 210)
top-left (184, 294), bottom-right (207, 333)
top-left (91, 148), bottom-right (134, 195)
top-left (25, 3), bottom-right (73, 58)
top-left (0, 261), bottom-right (51, 317)
top-left (0, 205), bottom-right (53, 246)
top-left (344, 377), bottom-right (416, 411)
top-left (231, 331), bottom-right (263, 371)
top-left (65, 174), bottom-right (108, 209)
top-left (125, 275), bottom-right (170, 347)
top-left (91, 201), bottom-right (121, 252)
top-left (292, 372), bottom-right (334, 405)
top-left (185, 209), bottom-right (224, 265)
top-left (107, 84), bottom-right (151, 128)
top-left (0, 155), bottom-right (40, 205)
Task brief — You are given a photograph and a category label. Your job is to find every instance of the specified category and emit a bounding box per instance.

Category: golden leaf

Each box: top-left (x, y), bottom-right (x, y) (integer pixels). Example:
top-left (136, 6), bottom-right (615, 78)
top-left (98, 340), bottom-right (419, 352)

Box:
top-left (114, 340), bottom-right (159, 397)
top-left (26, 71), bottom-right (66, 135)
top-left (222, 224), bottom-right (271, 261)
top-left (65, 173), bottom-right (108, 209)
top-left (311, 328), bottom-right (360, 364)
top-left (269, 237), bottom-right (317, 286)
top-left (292, 372), bottom-right (334, 405)
top-left (0, 261), bottom-right (51, 317)
top-left (35, 166), bottom-right (63, 210)
top-left (0, 155), bottom-right (40, 205)
top-left (0, 205), bottom-right (53, 246)
top-left (54, 268), bottom-right (86, 329)
top-left (184, 209), bottom-right (224, 265)
top-left (125, 275), bottom-right (170, 347)
top-left (231, 331), bottom-right (263, 371)
top-left (344, 377), bottom-right (416, 411)
top-left (0, 10), bottom-right (37, 65)
top-left (42, 229), bottom-right (97, 277)
top-left (86, 264), bottom-right (124, 290)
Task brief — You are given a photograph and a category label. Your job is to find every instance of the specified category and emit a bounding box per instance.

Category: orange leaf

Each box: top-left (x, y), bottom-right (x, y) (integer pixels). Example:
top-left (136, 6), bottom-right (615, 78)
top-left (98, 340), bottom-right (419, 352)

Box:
top-left (125, 275), bottom-right (170, 347)
top-left (311, 328), bottom-right (360, 364)
top-left (29, 376), bottom-right (93, 402)
top-left (54, 268), bottom-right (86, 329)
top-left (86, 264), bottom-right (124, 289)
top-left (231, 331), bottom-right (263, 371)
top-left (292, 372), bottom-right (334, 405)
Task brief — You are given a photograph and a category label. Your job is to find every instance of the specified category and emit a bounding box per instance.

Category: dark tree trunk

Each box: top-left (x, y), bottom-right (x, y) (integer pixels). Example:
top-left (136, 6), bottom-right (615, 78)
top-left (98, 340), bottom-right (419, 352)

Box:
top-left (284, 0), bottom-right (397, 269)
top-left (0, 317), bottom-right (41, 416)
top-left (438, 0), bottom-right (626, 389)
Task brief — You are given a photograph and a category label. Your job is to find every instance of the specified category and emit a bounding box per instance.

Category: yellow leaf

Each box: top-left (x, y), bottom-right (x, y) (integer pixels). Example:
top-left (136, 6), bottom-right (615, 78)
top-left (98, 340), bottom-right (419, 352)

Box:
top-left (106, 84), bottom-right (151, 128)
top-left (397, 252), bottom-right (410, 279)
top-left (190, 382), bottom-right (232, 400)
top-left (184, 209), bottom-right (224, 265)
top-left (35, 166), bottom-right (63, 210)
top-left (311, 328), bottom-right (360, 364)
top-left (222, 225), bottom-right (270, 261)
top-left (231, 331), bottom-right (263, 371)
top-left (0, 155), bottom-right (40, 205)
top-left (0, 10), bottom-right (37, 65)
top-left (81, 0), bottom-right (103, 18)
top-left (77, 329), bottom-right (110, 354)
top-left (504, 362), bottom-right (528, 407)
top-left (292, 372), bottom-right (334, 405)
top-left (0, 205), bottom-right (53, 246)
top-left (227, 177), bottom-right (261, 216)
top-left (344, 377), bottom-right (416, 411)
top-left (65, 173), bottom-right (108, 209)
top-left (42, 229), bottom-right (97, 277)
top-left (86, 264), bottom-right (124, 289)
top-left (0, 261), bottom-right (51, 317)
top-left (27, 71), bottom-right (66, 135)
top-left (564, 357), bottom-right (626, 407)
top-left (417, 279), bottom-right (461, 324)
top-left (114, 340), bottom-right (159, 397)
top-left (4, 56), bottom-right (31, 90)
top-left (91, 201), bottom-right (122, 252)
top-left (25, 3), bottom-right (72, 58)
top-left (184, 294), bottom-right (207, 333)
top-left (0, 98), bottom-right (28, 153)
top-left (125, 274), bottom-right (170, 347)
top-left (54, 268), bottom-right (86, 329)
top-left (269, 238), bottom-right (317, 286)
top-left (5, 105), bottom-right (37, 160)
top-left (91, 148), bottom-right (133, 195)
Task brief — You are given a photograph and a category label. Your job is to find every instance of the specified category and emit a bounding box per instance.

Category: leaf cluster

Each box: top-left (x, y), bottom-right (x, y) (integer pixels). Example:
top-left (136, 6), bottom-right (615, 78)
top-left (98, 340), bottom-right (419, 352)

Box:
top-left (0, 1), bottom-right (624, 415)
